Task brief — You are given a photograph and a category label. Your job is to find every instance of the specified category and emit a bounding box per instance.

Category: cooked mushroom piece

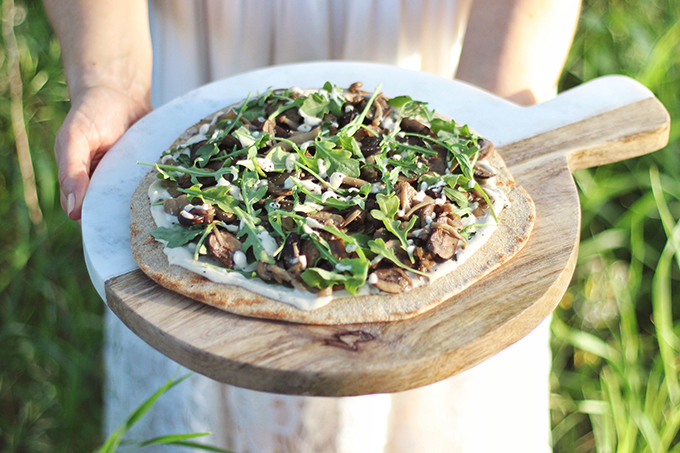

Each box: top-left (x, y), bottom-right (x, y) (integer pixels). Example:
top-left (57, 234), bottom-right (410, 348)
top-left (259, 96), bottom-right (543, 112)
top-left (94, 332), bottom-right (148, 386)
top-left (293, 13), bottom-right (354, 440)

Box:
top-left (163, 194), bottom-right (190, 216)
top-left (348, 81), bottom-right (363, 94)
top-left (339, 208), bottom-right (365, 229)
top-left (370, 268), bottom-right (413, 293)
top-left (428, 225), bottom-right (461, 261)
top-left (208, 229), bottom-right (242, 269)
top-left (300, 239), bottom-right (321, 269)
top-left (400, 117), bottom-right (434, 136)
top-left (309, 211), bottom-right (345, 228)
top-left (256, 262), bottom-right (293, 284)
top-left (473, 161), bottom-right (496, 179)
top-left (478, 138), bottom-right (494, 159)
top-left (360, 135), bottom-right (382, 157)
top-left (178, 203), bottom-right (215, 226)
top-left (341, 175), bottom-right (371, 189)
top-left (396, 180), bottom-right (418, 213)
top-left (281, 233), bottom-right (302, 269)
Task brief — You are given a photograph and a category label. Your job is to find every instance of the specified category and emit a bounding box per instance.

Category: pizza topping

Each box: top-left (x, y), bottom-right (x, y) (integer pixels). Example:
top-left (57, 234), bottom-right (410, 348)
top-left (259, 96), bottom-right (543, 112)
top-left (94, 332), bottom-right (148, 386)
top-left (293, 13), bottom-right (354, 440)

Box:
top-left (143, 82), bottom-right (509, 305)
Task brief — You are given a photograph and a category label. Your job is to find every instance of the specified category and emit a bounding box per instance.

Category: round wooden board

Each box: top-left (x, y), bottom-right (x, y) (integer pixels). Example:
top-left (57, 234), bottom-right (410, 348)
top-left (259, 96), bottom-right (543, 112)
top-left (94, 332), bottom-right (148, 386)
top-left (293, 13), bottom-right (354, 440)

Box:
top-left (105, 94), bottom-right (669, 396)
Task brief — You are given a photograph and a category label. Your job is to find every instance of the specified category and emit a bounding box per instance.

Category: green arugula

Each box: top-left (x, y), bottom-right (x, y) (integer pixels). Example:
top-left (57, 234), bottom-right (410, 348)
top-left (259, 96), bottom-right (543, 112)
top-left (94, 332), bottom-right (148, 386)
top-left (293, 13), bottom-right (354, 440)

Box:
top-left (179, 184), bottom-right (240, 214)
top-left (151, 224), bottom-right (206, 248)
top-left (313, 140), bottom-right (361, 178)
top-left (300, 258), bottom-right (369, 295)
top-left (367, 238), bottom-right (430, 278)
top-left (370, 193), bottom-right (417, 255)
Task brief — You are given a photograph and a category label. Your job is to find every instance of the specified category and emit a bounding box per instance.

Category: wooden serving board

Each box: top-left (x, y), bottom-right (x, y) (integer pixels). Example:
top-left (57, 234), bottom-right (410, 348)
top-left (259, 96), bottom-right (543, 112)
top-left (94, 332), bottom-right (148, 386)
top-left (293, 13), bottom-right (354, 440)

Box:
top-left (96, 65), bottom-right (669, 396)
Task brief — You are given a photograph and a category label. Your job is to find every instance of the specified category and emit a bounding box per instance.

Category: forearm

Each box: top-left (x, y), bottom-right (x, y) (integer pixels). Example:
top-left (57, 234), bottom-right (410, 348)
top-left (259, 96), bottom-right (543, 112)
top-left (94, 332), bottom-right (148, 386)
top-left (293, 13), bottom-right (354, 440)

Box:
top-left (457, 0), bottom-right (581, 105)
top-left (42, 0), bottom-right (152, 102)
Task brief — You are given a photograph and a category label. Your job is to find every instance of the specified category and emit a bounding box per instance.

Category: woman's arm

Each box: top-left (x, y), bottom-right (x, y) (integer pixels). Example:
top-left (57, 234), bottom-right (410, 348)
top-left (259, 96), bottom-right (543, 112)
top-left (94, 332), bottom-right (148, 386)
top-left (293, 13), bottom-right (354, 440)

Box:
top-left (457, 0), bottom-right (581, 105)
top-left (43, 0), bottom-right (152, 220)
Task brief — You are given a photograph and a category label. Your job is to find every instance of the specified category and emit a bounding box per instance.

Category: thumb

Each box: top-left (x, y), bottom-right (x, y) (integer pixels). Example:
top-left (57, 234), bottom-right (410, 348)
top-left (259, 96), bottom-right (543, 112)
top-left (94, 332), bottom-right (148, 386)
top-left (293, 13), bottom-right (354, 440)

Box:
top-left (54, 116), bottom-right (95, 221)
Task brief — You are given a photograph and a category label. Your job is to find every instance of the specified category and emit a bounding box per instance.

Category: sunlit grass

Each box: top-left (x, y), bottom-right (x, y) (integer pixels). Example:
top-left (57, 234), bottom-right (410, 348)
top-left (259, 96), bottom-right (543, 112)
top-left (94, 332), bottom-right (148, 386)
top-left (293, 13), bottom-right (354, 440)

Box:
top-left (552, 1), bottom-right (680, 450)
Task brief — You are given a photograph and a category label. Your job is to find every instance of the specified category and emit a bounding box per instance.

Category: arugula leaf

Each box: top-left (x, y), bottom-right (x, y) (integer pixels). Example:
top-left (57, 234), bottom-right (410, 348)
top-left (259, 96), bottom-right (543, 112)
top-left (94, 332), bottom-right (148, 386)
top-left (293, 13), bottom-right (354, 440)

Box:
top-left (151, 225), bottom-right (205, 248)
top-left (240, 170), bottom-right (268, 215)
top-left (213, 170), bottom-right (274, 264)
top-left (139, 162), bottom-right (234, 184)
top-left (232, 206), bottom-right (274, 264)
top-left (193, 143), bottom-right (220, 168)
top-left (341, 84), bottom-right (383, 137)
top-left (300, 92), bottom-right (331, 118)
top-left (370, 193), bottom-right (417, 254)
top-left (387, 95), bottom-right (434, 121)
top-left (319, 224), bottom-right (368, 260)
top-left (367, 238), bottom-right (430, 278)
top-left (314, 140), bottom-right (361, 178)
top-left (265, 146), bottom-right (293, 172)
top-left (300, 258), bottom-right (369, 295)
top-left (179, 184), bottom-right (240, 213)
top-left (443, 186), bottom-right (470, 209)
top-left (267, 97), bottom-right (305, 121)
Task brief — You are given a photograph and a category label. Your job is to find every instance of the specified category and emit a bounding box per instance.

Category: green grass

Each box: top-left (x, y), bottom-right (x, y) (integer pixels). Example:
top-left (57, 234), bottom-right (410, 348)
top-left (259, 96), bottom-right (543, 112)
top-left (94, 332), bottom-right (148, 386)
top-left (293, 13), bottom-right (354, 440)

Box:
top-left (0, 0), bottom-right (103, 451)
top-left (551, 0), bottom-right (680, 451)
top-left (0, 0), bottom-right (679, 451)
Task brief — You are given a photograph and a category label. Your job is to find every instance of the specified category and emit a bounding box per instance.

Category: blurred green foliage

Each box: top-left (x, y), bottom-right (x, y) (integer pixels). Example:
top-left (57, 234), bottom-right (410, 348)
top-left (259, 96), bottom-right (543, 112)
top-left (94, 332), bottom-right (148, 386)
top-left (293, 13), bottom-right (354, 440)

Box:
top-left (553, 0), bottom-right (680, 451)
top-left (0, 0), bottom-right (103, 452)
top-left (0, 0), bottom-right (679, 452)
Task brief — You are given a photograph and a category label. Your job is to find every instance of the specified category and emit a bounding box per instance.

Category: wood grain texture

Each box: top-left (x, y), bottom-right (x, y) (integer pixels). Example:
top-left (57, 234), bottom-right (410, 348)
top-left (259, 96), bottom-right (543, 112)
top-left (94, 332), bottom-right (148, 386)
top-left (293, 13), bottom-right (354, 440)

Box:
top-left (105, 91), bottom-right (670, 396)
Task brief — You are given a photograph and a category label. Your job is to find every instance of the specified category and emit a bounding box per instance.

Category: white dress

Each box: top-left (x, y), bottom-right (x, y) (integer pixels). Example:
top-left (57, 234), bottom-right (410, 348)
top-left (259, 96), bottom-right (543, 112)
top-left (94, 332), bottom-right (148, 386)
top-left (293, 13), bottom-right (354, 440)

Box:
top-left (103, 1), bottom-right (553, 451)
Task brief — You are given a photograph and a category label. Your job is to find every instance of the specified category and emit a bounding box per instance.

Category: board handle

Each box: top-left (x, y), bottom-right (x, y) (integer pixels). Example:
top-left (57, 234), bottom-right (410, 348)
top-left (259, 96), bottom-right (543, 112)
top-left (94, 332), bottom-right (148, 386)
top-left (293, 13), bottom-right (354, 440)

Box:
top-left (501, 76), bottom-right (671, 172)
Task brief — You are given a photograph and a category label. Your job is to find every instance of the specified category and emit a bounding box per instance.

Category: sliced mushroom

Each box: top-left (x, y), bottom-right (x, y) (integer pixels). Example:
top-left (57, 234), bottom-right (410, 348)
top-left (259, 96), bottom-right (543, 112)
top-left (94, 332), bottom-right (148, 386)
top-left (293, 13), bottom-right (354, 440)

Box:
top-left (396, 180), bottom-right (418, 213)
top-left (349, 81), bottom-right (363, 94)
top-left (473, 161), bottom-right (496, 179)
top-left (208, 229), bottom-right (242, 269)
top-left (400, 117), bottom-right (434, 136)
top-left (478, 138), bottom-right (494, 159)
top-left (328, 238), bottom-right (350, 260)
top-left (428, 224), bottom-right (461, 261)
top-left (300, 239), bottom-right (321, 268)
top-left (415, 247), bottom-right (437, 272)
top-left (370, 268), bottom-right (412, 293)
top-left (309, 211), bottom-right (345, 228)
top-left (339, 208), bottom-right (364, 229)
top-left (178, 203), bottom-right (215, 226)
top-left (359, 135), bottom-right (382, 157)
top-left (404, 196), bottom-right (435, 219)
top-left (425, 146), bottom-right (449, 175)
top-left (341, 175), bottom-right (371, 189)
top-left (163, 194), bottom-right (190, 216)
top-left (256, 262), bottom-right (292, 284)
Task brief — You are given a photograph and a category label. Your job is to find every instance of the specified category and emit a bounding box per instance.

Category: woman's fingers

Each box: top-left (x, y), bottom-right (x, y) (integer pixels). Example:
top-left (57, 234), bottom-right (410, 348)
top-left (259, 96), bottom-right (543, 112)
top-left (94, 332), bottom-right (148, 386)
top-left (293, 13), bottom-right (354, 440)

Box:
top-left (54, 86), bottom-right (151, 220)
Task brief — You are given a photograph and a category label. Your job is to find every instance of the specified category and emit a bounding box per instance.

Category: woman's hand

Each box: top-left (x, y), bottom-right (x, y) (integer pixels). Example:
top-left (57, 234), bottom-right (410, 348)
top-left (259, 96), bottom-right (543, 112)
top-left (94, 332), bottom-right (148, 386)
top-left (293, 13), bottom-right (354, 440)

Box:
top-left (55, 85), bottom-right (151, 220)
top-left (43, 0), bottom-right (152, 220)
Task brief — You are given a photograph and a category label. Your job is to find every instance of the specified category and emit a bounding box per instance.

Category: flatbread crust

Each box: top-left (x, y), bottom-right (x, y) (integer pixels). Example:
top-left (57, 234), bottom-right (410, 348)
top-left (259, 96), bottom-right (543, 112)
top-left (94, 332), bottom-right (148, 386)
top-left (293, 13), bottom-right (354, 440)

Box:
top-left (131, 100), bottom-right (535, 325)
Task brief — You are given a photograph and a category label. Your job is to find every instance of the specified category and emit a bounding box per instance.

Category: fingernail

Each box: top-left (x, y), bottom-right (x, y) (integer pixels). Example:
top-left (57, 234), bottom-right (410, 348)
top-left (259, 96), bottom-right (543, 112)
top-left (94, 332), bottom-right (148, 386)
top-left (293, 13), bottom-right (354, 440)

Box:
top-left (67, 192), bottom-right (76, 216)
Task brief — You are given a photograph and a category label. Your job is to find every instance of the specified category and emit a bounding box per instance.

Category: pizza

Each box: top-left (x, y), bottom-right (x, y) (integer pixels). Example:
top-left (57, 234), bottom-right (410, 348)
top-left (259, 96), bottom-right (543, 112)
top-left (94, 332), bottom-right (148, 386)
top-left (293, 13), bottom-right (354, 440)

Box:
top-left (130, 82), bottom-right (535, 325)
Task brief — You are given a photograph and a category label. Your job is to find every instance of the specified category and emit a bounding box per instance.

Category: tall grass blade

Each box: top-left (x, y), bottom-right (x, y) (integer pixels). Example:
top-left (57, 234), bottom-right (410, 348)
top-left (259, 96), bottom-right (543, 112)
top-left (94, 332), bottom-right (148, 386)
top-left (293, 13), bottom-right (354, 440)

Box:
top-left (165, 441), bottom-right (236, 453)
top-left (93, 371), bottom-right (193, 453)
top-left (1, 0), bottom-right (43, 228)
top-left (637, 15), bottom-right (680, 91)
top-left (652, 242), bottom-right (680, 402)
top-left (650, 166), bottom-right (680, 271)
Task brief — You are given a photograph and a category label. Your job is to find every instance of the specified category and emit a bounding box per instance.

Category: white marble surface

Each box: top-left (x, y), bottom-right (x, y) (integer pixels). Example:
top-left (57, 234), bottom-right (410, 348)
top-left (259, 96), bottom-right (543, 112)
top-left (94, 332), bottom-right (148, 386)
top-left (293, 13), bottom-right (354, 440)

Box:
top-left (82, 62), bottom-right (654, 297)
